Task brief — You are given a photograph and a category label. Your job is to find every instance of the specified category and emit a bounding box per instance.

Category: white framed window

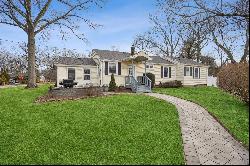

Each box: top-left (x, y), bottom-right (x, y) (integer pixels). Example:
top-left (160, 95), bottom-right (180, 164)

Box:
top-left (68, 68), bottom-right (75, 80)
top-left (184, 67), bottom-right (190, 76)
top-left (109, 62), bottom-right (117, 74)
top-left (146, 64), bottom-right (153, 68)
top-left (84, 69), bottom-right (91, 80)
top-left (162, 66), bottom-right (172, 78)
top-left (184, 66), bottom-right (194, 76)
top-left (194, 67), bottom-right (200, 79)
top-left (164, 67), bottom-right (168, 78)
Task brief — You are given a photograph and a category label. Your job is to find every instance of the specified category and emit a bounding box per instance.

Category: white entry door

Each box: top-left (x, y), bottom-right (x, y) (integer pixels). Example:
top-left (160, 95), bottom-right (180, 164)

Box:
top-left (128, 65), bottom-right (136, 78)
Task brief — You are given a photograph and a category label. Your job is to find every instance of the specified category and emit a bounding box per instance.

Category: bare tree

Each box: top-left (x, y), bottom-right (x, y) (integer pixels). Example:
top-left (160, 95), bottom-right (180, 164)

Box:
top-left (134, 14), bottom-right (183, 57)
top-left (158, 0), bottom-right (249, 63)
top-left (0, 0), bottom-right (103, 88)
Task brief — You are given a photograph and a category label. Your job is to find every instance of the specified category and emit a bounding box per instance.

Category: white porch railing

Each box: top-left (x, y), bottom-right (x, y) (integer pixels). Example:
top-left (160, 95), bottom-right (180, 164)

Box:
top-left (126, 75), bottom-right (152, 92)
top-left (137, 76), bottom-right (151, 90)
top-left (125, 76), bottom-right (138, 92)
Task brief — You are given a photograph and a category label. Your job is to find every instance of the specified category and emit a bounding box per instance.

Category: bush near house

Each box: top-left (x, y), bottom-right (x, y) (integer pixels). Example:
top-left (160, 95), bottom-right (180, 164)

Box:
top-left (217, 62), bottom-right (249, 103)
top-left (0, 69), bottom-right (10, 85)
top-left (144, 72), bottom-right (155, 88)
top-left (17, 74), bottom-right (28, 84)
top-left (109, 73), bottom-right (117, 91)
top-left (159, 80), bottom-right (183, 88)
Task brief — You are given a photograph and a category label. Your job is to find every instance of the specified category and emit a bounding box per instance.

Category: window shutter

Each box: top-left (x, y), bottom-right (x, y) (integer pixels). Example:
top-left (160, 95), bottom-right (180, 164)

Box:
top-left (199, 68), bottom-right (200, 79)
top-left (184, 67), bottom-right (186, 76)
top-left (190, 67), bottom-right (193, 76)
top-left (161, 66), bottom-right (163, 78)
top-left (105, 62), bottom-right (108, 75)
top-left (169, 67), bottom-right (171, 78)
top-left (193, 67), bottom-right (195, 78)
top-left (118, 62), bottom-right (121, 75)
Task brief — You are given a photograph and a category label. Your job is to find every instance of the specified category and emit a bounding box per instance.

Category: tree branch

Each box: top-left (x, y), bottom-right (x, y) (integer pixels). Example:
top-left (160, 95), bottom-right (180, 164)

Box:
top-left (33, 0), bottom-right (52, 27)
top-left (35, 0), bottom-right (92, 34)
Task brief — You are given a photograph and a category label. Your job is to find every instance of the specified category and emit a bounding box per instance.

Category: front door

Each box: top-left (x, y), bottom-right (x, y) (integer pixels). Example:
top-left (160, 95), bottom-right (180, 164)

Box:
top-left (128, 65), bottom-right (136, 77)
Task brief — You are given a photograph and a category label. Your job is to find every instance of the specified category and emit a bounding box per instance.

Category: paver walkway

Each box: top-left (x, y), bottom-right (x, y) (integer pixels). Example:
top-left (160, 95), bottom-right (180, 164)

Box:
top-left (147, 93), bottom-right (249, 165)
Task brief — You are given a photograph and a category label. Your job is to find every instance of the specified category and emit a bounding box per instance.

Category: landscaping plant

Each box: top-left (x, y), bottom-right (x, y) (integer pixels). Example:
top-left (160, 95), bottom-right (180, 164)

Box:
top-left (109, 74), bottom-right (117, 91)
top-left (217, 62), bottom-right (249, 103)
top-left (159, 80), bottom-right (183, 88)
top-left (0, 69), bottom-right (10, 85)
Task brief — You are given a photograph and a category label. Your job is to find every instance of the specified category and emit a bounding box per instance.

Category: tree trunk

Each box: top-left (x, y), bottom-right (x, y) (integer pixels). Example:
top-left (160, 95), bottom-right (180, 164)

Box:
top-left (240, 24), bottom-right (249, 63)
top-left (212, 32), bottom-right (236, 64)
top-left (27, 30), bottom-right (37, 88)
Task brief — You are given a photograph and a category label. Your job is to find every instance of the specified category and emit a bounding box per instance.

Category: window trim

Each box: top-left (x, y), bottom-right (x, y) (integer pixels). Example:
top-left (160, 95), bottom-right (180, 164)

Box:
top-left (108, 62), bottom-right (118, 75)
top-left (184, 66), bottom-right (191, 76)
top-left (84, 68), bottom-right (91, 80)
top-left (194, 67), bottom-right (200, 79)
top-left (184, 66), bottom-right (195, 77)
top-left (146, 64), bottom-right (154, 69)
top-left (163, 66), bottom-right (171, 78)
top-left (67, 67), bottom-right (75, 80)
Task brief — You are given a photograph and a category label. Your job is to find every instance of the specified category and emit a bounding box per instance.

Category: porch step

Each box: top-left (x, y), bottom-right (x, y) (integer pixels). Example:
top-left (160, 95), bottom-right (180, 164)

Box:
top-left (136, 85), bottom-right (151, 93)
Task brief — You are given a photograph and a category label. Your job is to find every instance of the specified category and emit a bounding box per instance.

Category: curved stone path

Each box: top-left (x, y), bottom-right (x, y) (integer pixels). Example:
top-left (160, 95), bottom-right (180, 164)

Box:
top-left (146, 93), bottom-right (249, 165)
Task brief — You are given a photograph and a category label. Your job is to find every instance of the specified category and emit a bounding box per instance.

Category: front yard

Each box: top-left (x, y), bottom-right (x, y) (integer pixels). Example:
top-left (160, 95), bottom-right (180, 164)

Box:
top-left (154, 87), bottom-right (249, 148)
top-left (0, 85), bottom-right (184, 165)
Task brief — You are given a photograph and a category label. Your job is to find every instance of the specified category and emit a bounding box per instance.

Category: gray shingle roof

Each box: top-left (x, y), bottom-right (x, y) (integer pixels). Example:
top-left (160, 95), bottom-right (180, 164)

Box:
top-left (92, 49), bottom-right (131, 61)
top-left (172, 57), bottom-right (205, 65)
top-left (55, 57), bottom-right (97, 66)
top-left (148, 56), bottom-right (173, 64)
top-left (93, 49), bottom-right (173, 64)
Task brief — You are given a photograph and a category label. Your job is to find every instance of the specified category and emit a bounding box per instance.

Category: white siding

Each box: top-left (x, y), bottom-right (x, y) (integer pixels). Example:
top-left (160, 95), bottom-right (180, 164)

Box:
top-left (182, 65), bottom-right (208, 86)
top-left (56, 65), bottom-right (100, 87)
top-left (175, 64), bottom-right (184, 83)
top-left (135, 63), bottom-right (177, 85)
top-left (101, 61), bottom-right (128, 86)
top-left (56, 60), bottom-right (209, 87)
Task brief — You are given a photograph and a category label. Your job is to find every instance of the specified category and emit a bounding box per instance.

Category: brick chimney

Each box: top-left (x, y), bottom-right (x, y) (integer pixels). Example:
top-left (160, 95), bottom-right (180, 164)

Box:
top-left (131, 45), bottom-right (135, 55)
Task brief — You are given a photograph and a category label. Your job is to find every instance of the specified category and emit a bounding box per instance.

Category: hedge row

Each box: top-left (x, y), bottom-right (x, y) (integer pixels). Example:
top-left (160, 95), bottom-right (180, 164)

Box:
top-left (217, 62), bottom-right (249, 103)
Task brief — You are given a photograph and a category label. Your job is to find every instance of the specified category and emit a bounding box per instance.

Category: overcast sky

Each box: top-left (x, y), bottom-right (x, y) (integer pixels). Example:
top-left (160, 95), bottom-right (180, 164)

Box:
top-left (0, 0), bottom-right (156, 54)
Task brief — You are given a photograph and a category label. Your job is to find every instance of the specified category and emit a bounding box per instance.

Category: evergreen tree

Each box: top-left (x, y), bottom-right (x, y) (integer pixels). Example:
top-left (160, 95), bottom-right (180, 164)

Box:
top-left (109, 74), bottom-right (117, 91)
top-left (0, 69), bottom-right (10, 85)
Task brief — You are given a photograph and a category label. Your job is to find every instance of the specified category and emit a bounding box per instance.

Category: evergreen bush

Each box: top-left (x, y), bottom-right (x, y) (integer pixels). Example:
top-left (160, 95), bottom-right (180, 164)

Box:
top-left (109, 74), bottom-right (117, 91)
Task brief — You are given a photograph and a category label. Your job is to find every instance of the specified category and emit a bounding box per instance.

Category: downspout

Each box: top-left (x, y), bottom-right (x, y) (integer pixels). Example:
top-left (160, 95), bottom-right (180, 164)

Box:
top-left (101, 60), bottom-right (103, 86)
top-left (132, 59), bottom-right (134, 78)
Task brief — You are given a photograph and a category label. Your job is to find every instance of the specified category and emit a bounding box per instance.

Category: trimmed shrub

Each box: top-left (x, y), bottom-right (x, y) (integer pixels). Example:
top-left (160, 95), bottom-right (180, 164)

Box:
top-left (217, 62), bottom-right (249, 103)
top-left (109, 74), bottom-right (117, 91)
top-left (144, 72), bottom-right (155, 88)
top-left (159, 80), bottom-right (183, 88)
top-left (0, 69), bottom-right (10, 85)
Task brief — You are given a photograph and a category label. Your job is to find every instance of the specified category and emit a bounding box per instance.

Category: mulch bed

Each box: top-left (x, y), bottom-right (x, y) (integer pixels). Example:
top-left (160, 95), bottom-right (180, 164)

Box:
top-left (114, 87), bottom-right (133, 93)
top-left (35, 87), bottom-right (132, 103)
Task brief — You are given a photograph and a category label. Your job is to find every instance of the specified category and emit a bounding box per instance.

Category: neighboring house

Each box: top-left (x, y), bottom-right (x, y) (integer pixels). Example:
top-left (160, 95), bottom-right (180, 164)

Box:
top-left (54, 47), bottom-right (209, 92)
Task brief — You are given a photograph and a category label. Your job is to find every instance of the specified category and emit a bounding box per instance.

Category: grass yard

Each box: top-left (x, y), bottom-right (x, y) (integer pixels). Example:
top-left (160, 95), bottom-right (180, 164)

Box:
top-left (0, 85), bottom-right (184, 165)
top-left (154, 87), bottom-right (249, 147)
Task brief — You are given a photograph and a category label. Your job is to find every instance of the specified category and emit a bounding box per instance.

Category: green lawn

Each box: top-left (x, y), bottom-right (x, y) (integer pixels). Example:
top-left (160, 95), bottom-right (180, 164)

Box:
top-left (154, 87), bottom-right (249, 147)
top-left (0, 85), bottom-right (184, 165)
